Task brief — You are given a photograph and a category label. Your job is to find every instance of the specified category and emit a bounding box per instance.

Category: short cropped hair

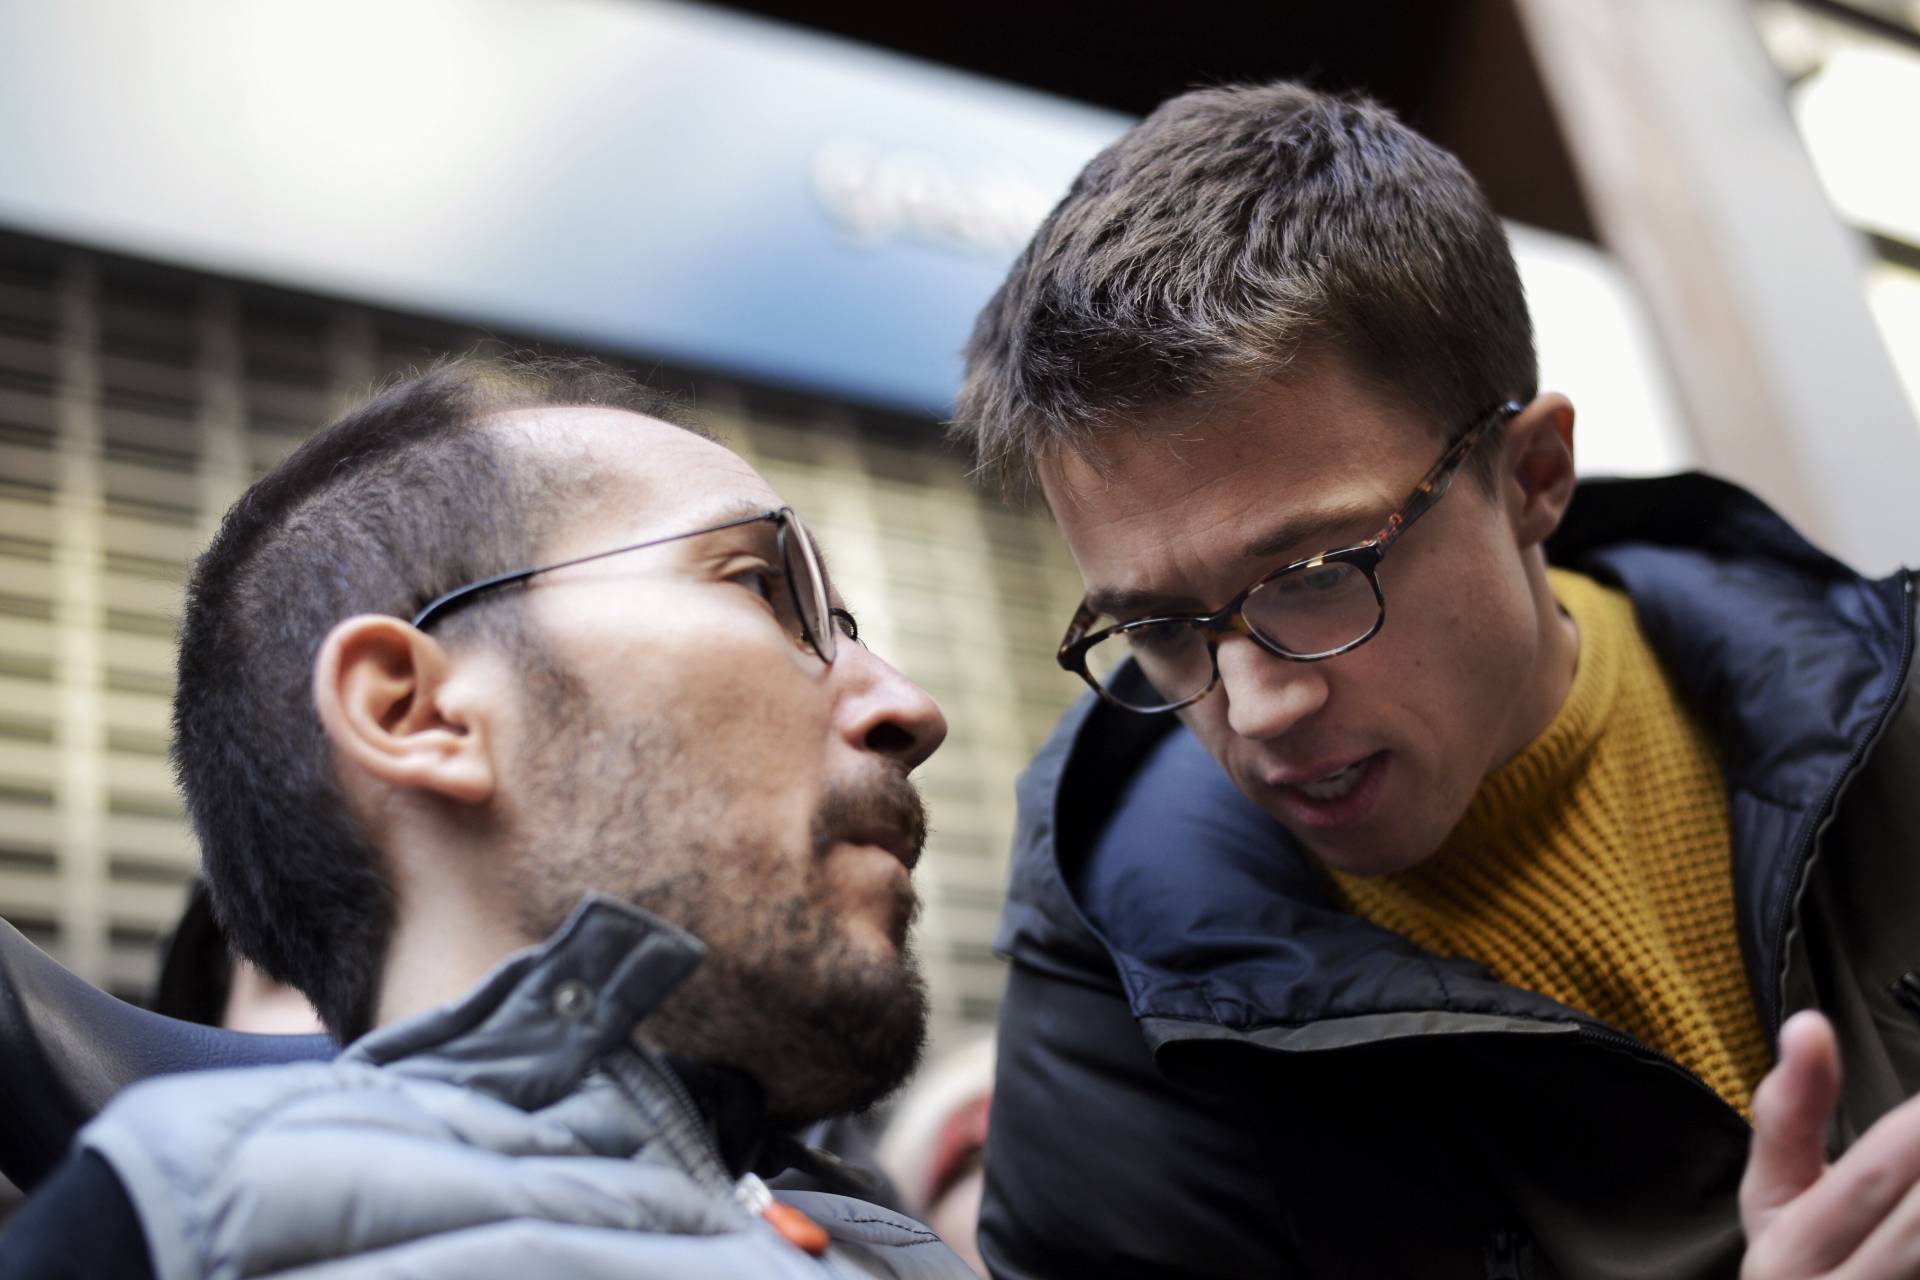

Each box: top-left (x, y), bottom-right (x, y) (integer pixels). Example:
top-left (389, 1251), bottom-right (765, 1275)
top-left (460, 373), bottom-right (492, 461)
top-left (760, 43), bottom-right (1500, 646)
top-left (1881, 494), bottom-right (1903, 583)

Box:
top-left (954, 82), bottom-right (1536, 495)
top-left (170, 356), bottom-right (700, 1040)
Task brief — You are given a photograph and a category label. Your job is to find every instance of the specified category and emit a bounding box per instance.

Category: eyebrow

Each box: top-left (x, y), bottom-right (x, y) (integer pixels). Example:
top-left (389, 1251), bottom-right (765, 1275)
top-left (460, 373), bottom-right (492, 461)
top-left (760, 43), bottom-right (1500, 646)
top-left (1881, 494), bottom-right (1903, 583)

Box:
top-left (675, 503), bottom-right (846, 604)
top-left (682, 497), bottom-right (781, 532)
top-left (1083, 500), bottom-right (1383, 618)
top-left (1238, 500), bottom-right (1383, 562)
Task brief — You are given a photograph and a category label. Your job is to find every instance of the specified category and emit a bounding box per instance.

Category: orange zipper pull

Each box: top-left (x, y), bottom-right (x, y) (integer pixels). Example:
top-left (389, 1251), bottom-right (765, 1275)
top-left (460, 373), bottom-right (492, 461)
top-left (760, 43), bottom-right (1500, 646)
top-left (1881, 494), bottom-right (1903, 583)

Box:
top-left (736, 1172), bottom-right (831, 1258)
top-left (762, 1199), bottom-right (830, 1257)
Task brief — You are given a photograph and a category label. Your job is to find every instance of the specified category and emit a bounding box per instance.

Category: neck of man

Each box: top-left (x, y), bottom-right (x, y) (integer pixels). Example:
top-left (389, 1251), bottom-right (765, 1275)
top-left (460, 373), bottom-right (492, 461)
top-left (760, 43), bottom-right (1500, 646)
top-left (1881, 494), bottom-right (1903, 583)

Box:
top-left (1494, 551), bottom-right (1583, 776)
top-left (370, 843), bottom-right (535, 1031)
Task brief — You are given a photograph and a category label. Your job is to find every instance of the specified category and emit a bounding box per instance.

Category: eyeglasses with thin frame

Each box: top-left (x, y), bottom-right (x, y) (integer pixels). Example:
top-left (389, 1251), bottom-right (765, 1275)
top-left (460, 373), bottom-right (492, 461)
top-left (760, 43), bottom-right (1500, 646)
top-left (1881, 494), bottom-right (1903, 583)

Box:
top-left (1058, 400), bottom-right (1525, 714)
top-left (410, 506), bottom-right (853, 664)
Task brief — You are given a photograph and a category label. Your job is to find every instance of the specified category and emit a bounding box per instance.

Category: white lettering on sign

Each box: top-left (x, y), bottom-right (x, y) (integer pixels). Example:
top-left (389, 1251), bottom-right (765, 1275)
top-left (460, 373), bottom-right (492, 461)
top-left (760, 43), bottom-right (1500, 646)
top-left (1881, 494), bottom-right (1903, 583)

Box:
top-left (811, 139), bottom-right (1060, 256)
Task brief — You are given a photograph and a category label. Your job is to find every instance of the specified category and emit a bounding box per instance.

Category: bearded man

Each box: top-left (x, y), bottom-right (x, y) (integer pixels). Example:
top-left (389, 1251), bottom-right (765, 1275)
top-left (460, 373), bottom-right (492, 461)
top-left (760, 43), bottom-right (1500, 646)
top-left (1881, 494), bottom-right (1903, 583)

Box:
top-left (0, 357), bottom-right (972, 1279)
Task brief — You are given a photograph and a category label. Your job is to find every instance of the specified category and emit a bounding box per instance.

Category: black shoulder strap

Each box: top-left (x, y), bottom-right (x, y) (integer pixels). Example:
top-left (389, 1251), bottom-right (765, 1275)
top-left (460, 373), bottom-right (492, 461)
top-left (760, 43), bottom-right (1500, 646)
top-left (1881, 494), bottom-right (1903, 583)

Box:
top-left (0, 916), bottom-right (332, 1190)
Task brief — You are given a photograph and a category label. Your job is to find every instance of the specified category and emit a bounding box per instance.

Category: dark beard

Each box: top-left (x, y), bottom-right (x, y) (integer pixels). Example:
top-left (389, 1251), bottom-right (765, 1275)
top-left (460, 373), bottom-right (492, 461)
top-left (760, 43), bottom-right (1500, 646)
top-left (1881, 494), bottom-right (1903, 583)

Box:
top-left (636, 867), bottom-right (929, 1128)
top-left (510, 679), bottom-right (930, 1126)
top-left (632, 768), bottom-right (933, 1125)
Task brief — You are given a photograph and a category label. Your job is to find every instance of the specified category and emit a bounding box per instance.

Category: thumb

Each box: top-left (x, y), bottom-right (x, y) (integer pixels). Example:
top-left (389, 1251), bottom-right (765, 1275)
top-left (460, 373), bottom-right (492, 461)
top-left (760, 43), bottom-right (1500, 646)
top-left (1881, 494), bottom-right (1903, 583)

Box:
top-left (1740, 1010), bottom-right (1841, 1237)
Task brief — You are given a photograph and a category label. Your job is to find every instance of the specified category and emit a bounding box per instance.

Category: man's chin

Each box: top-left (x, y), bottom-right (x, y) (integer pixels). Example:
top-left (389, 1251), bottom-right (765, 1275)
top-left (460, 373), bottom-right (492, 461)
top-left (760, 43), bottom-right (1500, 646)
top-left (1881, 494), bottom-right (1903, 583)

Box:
top-left (765, 951), bottom-right (929, 1124)
top-left (1300, 828), bottom-right (1445, 878)
top-left (822, 858), bottom-right (920, 955)
top-left (645, 936), bottom-right (929, 1128)
top-left (838, 909), bottom-right (915, 962)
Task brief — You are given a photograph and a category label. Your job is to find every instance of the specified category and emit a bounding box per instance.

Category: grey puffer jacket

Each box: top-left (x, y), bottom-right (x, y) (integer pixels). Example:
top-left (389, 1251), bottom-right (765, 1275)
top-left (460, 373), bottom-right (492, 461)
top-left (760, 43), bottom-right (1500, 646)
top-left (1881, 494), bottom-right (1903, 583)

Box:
top-left (79, 895), bottom-right (973, 1280)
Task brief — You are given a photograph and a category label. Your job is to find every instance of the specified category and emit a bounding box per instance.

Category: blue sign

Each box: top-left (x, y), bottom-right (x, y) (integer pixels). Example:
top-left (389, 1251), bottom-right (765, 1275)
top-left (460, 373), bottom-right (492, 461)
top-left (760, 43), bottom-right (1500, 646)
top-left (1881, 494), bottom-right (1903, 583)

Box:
top-left (0, 0), bottom-right (1130, 414)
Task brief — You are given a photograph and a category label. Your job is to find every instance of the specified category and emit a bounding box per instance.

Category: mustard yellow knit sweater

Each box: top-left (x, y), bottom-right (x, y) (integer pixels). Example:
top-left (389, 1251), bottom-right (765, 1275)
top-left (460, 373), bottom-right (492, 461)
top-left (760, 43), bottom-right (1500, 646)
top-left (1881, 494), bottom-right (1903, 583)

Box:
top-left (1330, 569), bottom-right (1771, 1118)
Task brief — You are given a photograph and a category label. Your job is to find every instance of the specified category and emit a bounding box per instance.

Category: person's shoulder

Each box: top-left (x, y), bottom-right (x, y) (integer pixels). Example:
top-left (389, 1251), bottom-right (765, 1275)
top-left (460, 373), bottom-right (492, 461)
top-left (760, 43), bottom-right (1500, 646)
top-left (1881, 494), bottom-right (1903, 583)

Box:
top-left (75, 1057), bottom-right (530, 1277)
top-left (774, 1190), bottom-right (980, 1279)
top-left (81, 1057), bottom-right (383, 1184)
top-left (0, 1148), bottom-right (154, 1280)
top-left (1087, 723), bottom-right (1291, 888)
top-left (100, 1057), bottom-right (359, 1124)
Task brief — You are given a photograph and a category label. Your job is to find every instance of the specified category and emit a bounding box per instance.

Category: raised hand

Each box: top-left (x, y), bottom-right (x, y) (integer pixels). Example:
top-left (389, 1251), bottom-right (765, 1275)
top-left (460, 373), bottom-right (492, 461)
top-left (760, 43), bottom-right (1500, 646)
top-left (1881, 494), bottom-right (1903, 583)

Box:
top-left (1741, 1011), bottom-right (1920, 1278)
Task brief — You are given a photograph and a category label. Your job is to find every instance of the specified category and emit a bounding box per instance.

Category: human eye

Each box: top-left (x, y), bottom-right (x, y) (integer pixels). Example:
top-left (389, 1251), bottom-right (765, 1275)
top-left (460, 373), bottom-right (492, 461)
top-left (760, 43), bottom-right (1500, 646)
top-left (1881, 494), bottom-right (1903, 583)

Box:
top-left (1123, 619), bottom-right (1193, 656)
top-left (726, 563), bottom-right (780, 604)
top-left (726, 561), bottom-right (807, 634)
top-left (1276, 562), bottom-right (1352, 594)
top-left (829, 606), bottom-right (861, 644)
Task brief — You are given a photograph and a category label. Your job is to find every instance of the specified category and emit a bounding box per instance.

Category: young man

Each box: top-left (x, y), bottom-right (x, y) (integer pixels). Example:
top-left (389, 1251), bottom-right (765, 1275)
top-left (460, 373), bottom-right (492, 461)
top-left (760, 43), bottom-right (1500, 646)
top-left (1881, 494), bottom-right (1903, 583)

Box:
top-left (954, 82), bottom-right (1919, 1278)
top-left (1, 358), bottom-right (975, 1279)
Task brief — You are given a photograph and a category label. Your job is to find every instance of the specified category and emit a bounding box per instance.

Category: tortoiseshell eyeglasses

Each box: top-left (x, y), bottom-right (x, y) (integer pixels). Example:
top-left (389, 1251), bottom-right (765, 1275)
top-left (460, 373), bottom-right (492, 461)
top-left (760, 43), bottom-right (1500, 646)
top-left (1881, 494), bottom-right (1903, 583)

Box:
top-left (1058, 401), bottom-right (1525, 714)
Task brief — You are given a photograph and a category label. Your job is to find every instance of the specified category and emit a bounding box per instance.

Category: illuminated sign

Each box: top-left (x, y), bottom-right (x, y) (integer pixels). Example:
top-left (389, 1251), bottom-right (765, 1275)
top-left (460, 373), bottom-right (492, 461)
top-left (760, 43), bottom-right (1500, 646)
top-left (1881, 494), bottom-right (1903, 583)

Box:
top-left (0, 0), bottom-right (1126, 413)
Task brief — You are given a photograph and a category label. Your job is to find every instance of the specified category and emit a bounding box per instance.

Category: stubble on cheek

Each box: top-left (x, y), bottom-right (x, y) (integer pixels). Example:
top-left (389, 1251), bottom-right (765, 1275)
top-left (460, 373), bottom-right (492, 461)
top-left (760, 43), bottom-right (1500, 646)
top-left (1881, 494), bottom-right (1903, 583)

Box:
top-left (509, 644), bottom-right (931, 1122)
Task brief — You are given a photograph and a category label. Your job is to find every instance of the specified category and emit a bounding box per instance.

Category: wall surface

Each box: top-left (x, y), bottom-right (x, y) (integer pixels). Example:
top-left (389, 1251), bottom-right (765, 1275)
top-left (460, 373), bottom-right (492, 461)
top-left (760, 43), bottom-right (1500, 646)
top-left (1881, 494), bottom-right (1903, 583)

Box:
top-left (0, 232), bottom-right (1092, 1060)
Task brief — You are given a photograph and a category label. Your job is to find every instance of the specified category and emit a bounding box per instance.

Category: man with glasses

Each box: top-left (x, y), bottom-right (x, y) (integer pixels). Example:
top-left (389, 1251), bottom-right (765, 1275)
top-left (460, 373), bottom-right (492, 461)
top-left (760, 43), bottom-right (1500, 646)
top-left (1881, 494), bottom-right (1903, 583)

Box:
top-left (1, 357), bottom-right (975, 1279)
top-left (952, 82), bottom-right (1919, 1278)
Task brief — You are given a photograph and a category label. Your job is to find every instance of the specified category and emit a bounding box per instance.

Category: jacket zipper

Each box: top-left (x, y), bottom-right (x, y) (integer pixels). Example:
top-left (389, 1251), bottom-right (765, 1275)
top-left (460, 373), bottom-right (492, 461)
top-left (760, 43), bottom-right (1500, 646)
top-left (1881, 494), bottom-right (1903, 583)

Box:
top-left (1574, 576), bottom-right (1915, 1120)
top-left (1770, 572), bottom-right (1917, 1037)
top-left (628, 1050), bottom-right (840, 1257)
top-left (1576, 1022), bottom-right (1745, 1127)
top-left (619, 1047), bottom-right (741, 1201)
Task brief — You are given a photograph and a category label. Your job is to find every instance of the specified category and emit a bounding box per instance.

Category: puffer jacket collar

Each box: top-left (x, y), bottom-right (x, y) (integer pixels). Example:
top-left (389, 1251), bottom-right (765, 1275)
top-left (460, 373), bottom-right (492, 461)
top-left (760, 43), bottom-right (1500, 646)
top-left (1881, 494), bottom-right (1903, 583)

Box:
top-left (1000, 473), bottom-right (1916, 1063)
top-left (347, 893), bottom-right (708, 1110)
top-left (80, 893), bottom-right (978, 1279)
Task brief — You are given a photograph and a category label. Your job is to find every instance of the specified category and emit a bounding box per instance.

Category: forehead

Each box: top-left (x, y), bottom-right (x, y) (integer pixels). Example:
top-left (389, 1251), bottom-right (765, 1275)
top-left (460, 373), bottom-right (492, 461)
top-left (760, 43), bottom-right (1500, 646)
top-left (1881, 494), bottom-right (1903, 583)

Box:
top-left (488, 405), bottom-right (783, 550)
top-left (1042, 361), bottom-right (1438, 600)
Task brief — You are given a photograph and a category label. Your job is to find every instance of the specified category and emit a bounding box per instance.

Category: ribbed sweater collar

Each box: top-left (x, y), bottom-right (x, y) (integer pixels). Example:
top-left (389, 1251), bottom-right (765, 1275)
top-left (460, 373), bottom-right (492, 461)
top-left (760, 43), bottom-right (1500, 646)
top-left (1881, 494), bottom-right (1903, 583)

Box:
top-left (1443, 570), bottom-right (1623, 857)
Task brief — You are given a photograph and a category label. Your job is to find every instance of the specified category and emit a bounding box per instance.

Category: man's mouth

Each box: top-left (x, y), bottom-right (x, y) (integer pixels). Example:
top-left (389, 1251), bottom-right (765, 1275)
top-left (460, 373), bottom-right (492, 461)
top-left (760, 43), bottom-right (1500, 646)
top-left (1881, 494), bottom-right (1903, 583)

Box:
top-left (1263, 751), bottom-right (1389, 830)
top-left (814, 774), bottom-right (929, 871)
top-left (844, 827), bottom-right (918, 869)
top-left (1295, 758), bottom-right (1371, 802)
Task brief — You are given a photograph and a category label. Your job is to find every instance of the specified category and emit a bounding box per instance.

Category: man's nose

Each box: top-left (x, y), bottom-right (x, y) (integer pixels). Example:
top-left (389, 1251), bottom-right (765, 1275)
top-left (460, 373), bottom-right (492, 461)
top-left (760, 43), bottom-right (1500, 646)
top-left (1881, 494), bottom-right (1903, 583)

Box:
top-left (1214, 632), bottom-right (1329, 741)
top-left (836, 643), bottom-right (948, 771)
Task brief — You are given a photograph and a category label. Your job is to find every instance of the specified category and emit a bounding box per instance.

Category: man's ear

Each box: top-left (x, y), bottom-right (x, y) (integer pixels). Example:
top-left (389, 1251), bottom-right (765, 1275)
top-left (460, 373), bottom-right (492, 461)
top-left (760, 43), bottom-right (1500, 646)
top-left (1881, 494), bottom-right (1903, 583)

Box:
top-left (312, 615), bottom-right (497, 806)
top-left (1503, 393), bottom-right (1577, 549)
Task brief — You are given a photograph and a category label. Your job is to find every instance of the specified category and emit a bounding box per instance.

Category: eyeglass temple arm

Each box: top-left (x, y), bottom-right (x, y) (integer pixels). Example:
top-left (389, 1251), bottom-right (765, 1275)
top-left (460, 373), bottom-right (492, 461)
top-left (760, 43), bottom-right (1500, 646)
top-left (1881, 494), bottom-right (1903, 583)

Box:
top-left (1058, 601), bottom-right (1099, 668)
top-left (412, 567), bottom-right (541, 629)
top-left (1372, 401), bottom-right (1522, 554)
top-left (411, 508), bottom-right (782, 629)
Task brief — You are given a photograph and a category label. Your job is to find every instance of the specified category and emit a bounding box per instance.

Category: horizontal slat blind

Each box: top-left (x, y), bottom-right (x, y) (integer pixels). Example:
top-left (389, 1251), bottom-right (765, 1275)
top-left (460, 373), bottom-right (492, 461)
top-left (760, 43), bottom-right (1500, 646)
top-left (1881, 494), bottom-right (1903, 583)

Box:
top-left (0, 230), bottom-right (1086, 1049)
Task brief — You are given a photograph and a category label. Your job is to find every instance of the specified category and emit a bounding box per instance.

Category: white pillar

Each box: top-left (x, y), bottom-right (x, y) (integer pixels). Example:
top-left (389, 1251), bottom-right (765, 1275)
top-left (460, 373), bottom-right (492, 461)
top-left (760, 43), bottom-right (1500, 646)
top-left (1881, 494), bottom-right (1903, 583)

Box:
top-left (1517, 0), bottom-right (1920, 575)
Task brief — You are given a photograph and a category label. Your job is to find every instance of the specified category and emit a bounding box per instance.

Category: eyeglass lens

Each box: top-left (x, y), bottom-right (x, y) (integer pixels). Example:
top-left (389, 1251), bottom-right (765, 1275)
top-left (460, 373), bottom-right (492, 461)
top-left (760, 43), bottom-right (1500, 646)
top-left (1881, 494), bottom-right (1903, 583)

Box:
top-left (777, 510), bottom-right (835, 665)
top-left (1081, 559), bottom-right (1381, 710)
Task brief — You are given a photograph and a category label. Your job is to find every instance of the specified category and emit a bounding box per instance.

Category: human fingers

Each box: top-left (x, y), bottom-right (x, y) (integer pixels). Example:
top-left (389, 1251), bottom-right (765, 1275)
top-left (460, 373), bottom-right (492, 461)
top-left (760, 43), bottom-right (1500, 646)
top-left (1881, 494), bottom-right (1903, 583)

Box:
top-left (1751, 1087), bottom-right (1920, 1278)
top-left (1743, 1011), bottom-right (1842, 1240)
top-left (1830, 1173), bottom-right (1920, 1280)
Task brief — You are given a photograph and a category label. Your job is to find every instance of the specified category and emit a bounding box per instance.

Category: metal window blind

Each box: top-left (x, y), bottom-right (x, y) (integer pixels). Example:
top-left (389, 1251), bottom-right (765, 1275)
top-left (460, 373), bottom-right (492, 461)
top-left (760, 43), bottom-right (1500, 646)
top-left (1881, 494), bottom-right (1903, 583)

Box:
top-left (0, 231), bottom-right (1086, 1055)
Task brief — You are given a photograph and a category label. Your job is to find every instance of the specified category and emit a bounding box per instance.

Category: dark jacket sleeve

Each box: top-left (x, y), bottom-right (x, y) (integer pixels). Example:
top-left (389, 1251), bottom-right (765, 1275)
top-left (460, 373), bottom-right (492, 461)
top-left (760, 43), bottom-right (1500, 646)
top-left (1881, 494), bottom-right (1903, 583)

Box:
top-left (980, 725), bottom-right (1305, 1279)
top-left (980, 957), bottom-right (1302, 1280)
top-left (0, 1148), bottom-right (154, 1280)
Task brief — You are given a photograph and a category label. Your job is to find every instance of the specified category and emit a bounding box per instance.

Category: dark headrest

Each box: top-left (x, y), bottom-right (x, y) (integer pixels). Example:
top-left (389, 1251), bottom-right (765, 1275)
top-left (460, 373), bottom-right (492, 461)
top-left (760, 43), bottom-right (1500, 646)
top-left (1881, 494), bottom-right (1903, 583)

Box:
top-left (0, 915), bottom-right (333, 1190)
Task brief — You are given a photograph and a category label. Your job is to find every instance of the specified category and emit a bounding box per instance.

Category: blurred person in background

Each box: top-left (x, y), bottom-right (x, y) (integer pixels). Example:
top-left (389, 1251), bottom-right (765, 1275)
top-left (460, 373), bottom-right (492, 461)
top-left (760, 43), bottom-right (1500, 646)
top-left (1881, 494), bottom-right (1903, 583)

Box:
top-left (953, 82), bottom-right (1919, 1279)
top-left (0, 356), bottom-right (974, 1279)
top-left (153, 880), bottom-right (326, 1035)
top-left (877, 1035), bottom-right (995, 1278)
